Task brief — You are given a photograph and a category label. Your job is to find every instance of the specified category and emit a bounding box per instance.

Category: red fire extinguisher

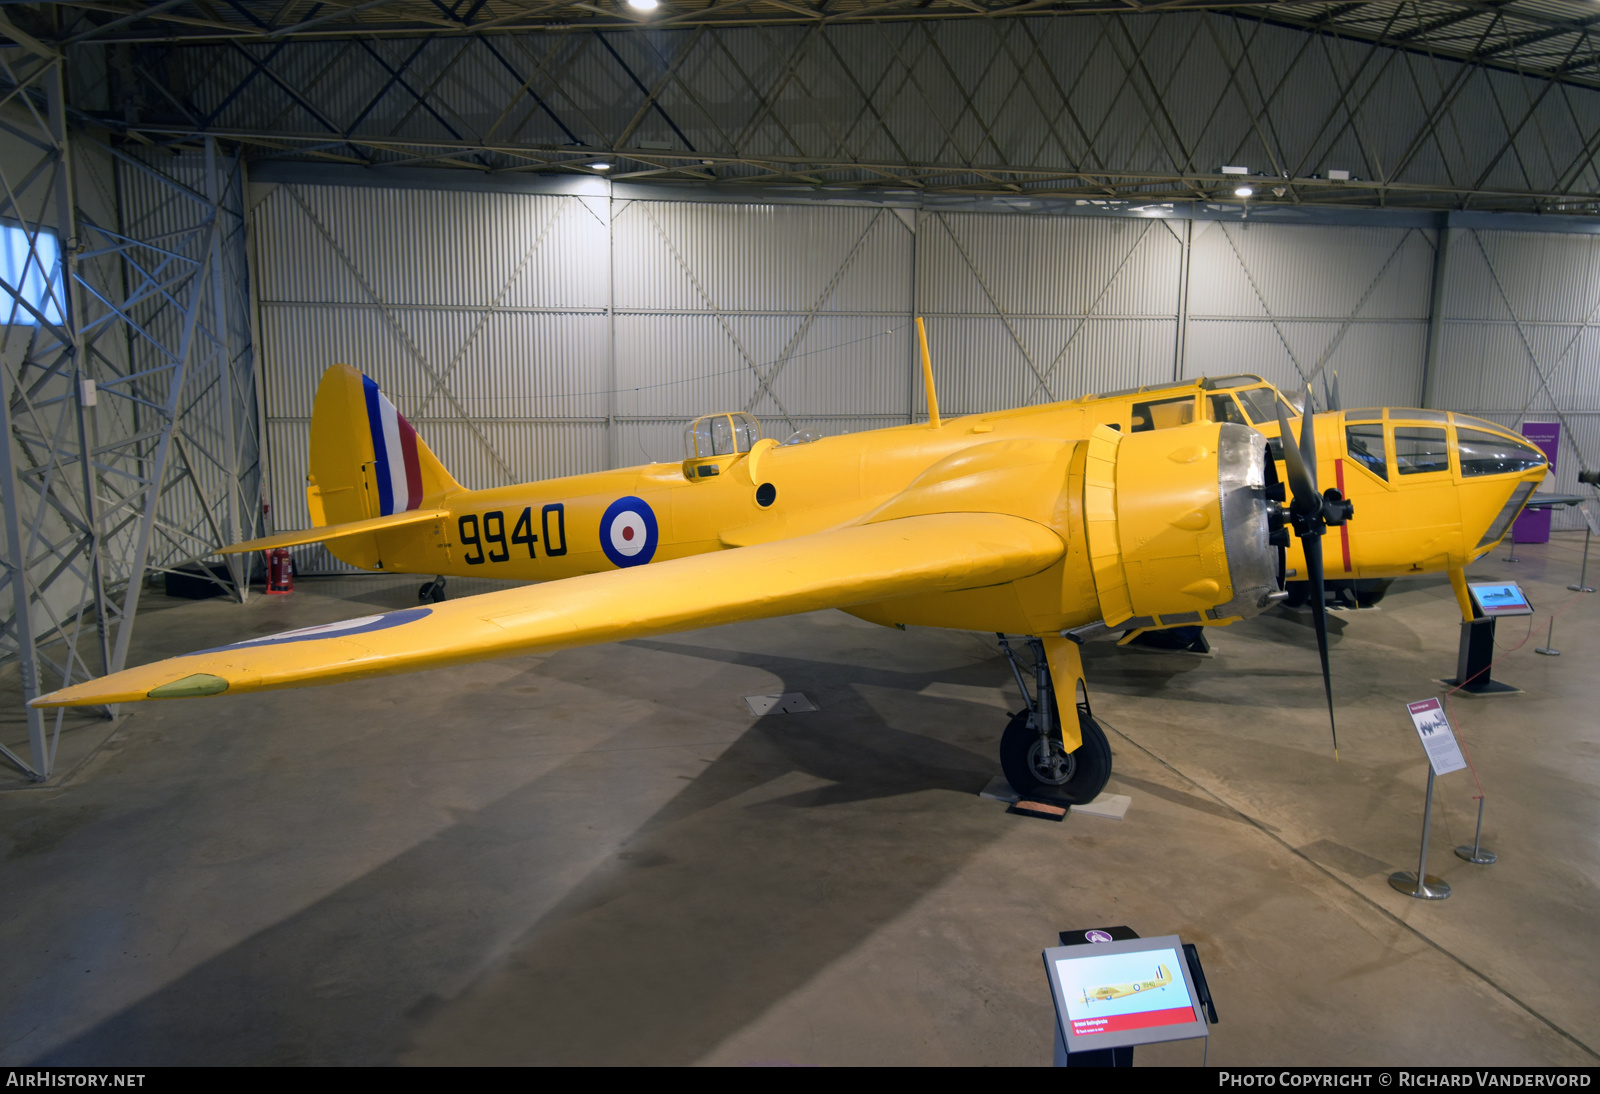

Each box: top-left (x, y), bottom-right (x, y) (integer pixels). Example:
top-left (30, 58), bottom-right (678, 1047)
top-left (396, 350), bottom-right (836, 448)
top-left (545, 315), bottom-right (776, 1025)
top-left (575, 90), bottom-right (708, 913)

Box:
top-left (267, 547), bottom-right (294, 594)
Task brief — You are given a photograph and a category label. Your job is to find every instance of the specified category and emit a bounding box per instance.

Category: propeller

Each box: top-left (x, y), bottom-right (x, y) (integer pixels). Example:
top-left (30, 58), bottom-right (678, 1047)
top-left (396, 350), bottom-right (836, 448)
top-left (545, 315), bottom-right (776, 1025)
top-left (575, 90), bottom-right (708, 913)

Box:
top-left (1274, 390), bottom-right (1355, 760)
top-left (1323, 369), bottom-right (1342, 413)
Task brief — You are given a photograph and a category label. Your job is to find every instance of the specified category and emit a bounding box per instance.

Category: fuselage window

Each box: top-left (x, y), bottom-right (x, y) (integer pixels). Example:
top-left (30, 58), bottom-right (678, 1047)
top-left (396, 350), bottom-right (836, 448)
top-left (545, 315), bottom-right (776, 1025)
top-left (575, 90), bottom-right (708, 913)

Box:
top-left (1457, 429), bottom-right (1546, 478)
top-left (1234, 388), bottom-right (1296, 425)
top-left (1208, 394), bottom-right (1248, 426)
top-left (1346, 423), bottom-right (1388, 480)
top-left (1131, 396), bottom-right (1195, 433)
top-left (1394, 426), bottom-right (1450, 475)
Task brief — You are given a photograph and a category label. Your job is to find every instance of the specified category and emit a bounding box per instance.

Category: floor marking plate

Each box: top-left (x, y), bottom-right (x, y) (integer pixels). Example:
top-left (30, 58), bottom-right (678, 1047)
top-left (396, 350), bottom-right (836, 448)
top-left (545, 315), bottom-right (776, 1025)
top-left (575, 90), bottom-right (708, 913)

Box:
top-left (1073, 793), bottom-right (1132, 820)
top-left (743, 692), bottom-right (818, 716)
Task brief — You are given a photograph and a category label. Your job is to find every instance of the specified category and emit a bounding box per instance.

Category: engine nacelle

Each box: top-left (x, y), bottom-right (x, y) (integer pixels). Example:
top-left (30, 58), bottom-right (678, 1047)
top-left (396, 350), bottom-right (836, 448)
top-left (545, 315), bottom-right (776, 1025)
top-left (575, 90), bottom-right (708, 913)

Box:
top-left (1085, 421), bottom-right (1279, 629)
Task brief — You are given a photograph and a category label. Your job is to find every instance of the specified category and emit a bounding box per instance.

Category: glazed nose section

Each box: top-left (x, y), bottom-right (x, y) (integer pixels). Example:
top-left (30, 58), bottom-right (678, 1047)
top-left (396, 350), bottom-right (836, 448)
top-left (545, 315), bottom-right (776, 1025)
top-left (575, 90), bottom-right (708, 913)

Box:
top-left (1474, 480), bottom-right (1538, 551)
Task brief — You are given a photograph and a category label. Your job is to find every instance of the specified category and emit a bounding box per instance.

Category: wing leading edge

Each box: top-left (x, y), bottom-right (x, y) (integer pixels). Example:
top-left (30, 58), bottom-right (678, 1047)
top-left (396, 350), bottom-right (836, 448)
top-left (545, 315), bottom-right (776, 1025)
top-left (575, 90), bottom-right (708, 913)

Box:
top-left (33, 512), bottom-right (1064, 708)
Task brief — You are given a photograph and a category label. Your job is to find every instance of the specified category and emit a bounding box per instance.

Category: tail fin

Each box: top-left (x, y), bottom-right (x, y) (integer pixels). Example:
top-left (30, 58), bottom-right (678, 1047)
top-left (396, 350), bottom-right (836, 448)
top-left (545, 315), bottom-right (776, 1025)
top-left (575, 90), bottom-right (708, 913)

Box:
top-left (307, 364), bottom-right (460, 527)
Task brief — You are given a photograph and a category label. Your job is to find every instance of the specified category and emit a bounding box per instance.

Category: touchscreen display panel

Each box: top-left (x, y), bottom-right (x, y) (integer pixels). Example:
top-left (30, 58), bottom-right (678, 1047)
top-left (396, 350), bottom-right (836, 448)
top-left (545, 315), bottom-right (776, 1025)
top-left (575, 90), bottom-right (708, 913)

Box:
top-left (1053, 947), bottom-right (1197, 1040)
top-left (1468, 582), bottom-right (1533, 615)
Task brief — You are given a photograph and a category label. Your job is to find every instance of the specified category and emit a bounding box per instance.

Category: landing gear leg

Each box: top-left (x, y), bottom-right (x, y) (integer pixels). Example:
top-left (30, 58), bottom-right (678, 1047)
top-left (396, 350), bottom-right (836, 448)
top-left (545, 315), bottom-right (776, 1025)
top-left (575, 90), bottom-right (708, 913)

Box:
top-left (419, 576), bottom-right (447, 603)
top-left (997, 635), bottom-right (1112, 805)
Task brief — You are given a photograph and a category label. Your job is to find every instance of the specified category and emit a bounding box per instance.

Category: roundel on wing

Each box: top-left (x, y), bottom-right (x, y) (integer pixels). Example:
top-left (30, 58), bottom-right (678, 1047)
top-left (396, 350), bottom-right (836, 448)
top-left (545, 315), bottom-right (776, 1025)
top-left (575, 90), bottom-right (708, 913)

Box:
top-left (600, 496), bottom-right (659, 568)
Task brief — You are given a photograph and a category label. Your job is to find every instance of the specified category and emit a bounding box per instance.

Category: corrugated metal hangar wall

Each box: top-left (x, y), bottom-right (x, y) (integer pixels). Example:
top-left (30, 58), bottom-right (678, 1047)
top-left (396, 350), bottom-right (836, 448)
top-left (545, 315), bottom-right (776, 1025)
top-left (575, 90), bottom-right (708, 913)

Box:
top-left (252, 175), bottom-right (1600, 571)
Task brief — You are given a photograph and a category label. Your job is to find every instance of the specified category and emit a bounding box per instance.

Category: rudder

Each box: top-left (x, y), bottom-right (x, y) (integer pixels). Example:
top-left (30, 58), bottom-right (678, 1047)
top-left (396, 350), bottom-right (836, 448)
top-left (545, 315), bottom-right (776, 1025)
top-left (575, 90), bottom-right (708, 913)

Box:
top-left (307, 364), bottom-right (460, 528)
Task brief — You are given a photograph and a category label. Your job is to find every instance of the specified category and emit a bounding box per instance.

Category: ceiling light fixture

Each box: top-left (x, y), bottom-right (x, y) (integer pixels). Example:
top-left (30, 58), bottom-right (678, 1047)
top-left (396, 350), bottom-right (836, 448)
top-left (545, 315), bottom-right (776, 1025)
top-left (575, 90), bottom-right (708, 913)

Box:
top-left (1235, 185), bottom-right (1254, 198)
top-left (628, 0), bottom-right (659, 9)
top-left (590, 162), bottom-right (612, 171)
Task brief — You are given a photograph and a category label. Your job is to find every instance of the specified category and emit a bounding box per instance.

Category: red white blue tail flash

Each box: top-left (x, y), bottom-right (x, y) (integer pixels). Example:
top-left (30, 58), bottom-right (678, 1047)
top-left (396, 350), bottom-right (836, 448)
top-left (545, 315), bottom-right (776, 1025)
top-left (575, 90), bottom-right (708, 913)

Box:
top-left (362, 374), bottom-right (423, 515)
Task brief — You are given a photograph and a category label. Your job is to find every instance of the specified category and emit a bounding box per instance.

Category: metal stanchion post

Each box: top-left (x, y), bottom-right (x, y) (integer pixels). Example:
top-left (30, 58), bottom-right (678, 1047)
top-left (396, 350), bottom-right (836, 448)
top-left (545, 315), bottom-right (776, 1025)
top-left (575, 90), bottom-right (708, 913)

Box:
top-left (1504, 530), bottom-right (1520, 563)
top-left (1390, 769), bottom-right (1452, 899)
top-left (1535, 615), bottom-right (1560, 656)
top-left (1570, 525), bottom-right (1594, 593)
top-left (1455, 796), bottom-right (1497, 864)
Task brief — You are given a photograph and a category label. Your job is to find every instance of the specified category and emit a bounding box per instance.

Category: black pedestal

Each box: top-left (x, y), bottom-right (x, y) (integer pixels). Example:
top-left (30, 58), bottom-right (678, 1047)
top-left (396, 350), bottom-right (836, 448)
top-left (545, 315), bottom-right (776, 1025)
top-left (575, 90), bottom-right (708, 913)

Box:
top-left (1445, 618), bottom-right (1518, 694)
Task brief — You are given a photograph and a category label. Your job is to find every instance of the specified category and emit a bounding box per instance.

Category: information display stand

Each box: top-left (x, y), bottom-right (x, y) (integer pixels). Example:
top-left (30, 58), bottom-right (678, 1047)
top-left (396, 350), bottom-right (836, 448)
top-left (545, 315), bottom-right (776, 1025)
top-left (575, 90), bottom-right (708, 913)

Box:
top-left (1445, 582), bottom-right (1533, 694)
top-left (1390, 698), bottom-right (1471, 899)
top-left (1046, 927), bottom-right (1214, 1066)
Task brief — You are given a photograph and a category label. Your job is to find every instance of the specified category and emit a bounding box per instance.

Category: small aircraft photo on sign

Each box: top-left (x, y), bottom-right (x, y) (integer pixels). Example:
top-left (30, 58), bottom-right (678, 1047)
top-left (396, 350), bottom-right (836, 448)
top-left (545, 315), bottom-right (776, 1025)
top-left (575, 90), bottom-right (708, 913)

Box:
top-left (1082, 964), bottom-right (1174, 1003)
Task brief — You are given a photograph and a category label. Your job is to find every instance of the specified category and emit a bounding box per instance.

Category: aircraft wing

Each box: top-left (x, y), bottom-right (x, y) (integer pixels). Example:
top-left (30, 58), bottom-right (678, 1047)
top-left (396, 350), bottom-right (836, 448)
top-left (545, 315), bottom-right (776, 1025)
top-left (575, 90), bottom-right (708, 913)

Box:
top-left (33, 512), bottom-right (1063, 707)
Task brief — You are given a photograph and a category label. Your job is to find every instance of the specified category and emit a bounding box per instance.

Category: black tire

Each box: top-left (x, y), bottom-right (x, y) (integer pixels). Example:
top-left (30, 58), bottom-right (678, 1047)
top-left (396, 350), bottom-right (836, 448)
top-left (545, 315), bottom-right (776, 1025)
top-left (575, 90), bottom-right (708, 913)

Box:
top-left (1354, 578), bottom-right (1392, 609)
top-left (1000, 701), bottom-right (1113, 805)
top-left (419, 580), bottom-right (447, 604)
top-left (1282, 581), bottom-right (1310, 608)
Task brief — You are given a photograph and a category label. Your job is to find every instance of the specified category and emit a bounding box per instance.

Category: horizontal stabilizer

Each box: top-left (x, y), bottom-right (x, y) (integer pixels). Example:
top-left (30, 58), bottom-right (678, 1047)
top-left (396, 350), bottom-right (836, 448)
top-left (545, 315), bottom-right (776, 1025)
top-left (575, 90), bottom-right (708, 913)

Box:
top-left (34, 512), bottom-right (1063, 708)
top-left (220, 509), bottom-right (450, 554)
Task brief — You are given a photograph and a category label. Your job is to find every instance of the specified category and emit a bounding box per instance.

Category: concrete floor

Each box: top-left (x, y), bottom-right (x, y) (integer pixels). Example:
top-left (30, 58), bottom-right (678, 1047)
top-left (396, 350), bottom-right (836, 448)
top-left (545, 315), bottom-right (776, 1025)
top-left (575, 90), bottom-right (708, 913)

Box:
top-left (1, 533), bottom-right (1597, 1066)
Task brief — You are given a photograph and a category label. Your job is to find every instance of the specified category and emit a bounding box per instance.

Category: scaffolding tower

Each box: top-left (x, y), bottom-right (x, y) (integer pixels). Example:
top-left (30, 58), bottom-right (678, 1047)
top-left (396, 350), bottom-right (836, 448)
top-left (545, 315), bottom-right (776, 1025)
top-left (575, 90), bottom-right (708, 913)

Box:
top-left (0, 16), bottom-right (261, 781)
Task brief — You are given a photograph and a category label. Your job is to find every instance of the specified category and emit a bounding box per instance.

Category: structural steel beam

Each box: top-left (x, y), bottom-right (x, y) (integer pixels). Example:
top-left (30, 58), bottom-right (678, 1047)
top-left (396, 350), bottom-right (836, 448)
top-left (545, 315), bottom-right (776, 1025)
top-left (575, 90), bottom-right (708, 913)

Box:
top-left (9, 1), bottom-right (1600, 92)
top-left (6, 5), bottom-right (1594, 215)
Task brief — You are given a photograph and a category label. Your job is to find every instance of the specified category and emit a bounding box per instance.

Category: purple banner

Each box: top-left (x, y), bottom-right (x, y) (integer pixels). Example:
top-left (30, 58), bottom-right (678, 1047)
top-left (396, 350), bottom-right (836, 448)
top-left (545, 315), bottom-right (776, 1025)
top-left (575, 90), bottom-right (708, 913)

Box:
top-left (1512, 422), bottom-right (1560, 544)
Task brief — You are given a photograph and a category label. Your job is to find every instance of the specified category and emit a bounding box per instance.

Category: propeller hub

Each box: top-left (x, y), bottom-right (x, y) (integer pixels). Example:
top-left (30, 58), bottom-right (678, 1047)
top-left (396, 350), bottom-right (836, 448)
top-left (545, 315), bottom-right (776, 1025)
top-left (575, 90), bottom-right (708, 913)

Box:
top-left (1322, 487), bottom-right (1354, 527)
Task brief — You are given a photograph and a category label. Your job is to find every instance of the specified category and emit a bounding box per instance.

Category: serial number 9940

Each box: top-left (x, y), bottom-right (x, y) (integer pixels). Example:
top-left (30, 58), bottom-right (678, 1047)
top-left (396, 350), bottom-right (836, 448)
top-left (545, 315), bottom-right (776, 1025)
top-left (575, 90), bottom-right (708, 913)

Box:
top-left (458, 504), bottom-right (567, 565)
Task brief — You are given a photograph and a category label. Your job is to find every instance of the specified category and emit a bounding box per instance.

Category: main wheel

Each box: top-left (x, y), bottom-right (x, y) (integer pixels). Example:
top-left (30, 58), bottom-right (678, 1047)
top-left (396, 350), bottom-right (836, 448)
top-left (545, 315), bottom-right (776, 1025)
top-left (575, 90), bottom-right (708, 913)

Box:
top-left (1000, 702), bottom-right (1112, 805)
top-left (1354, 578), bottom-right (1393, 608)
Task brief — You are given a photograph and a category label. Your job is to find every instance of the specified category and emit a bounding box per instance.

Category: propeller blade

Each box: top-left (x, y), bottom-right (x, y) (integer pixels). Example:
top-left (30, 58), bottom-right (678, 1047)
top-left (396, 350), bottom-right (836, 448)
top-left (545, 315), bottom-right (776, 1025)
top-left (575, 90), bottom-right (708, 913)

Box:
top-left (1299, 385), bottom-right (1317, 475)
top-left (1328, 370), bottom-right (1342, 413)
top-left (1273, 398), bottom-right (1318, 504)
top-left (1302, 533), bottom-right (1339, 761)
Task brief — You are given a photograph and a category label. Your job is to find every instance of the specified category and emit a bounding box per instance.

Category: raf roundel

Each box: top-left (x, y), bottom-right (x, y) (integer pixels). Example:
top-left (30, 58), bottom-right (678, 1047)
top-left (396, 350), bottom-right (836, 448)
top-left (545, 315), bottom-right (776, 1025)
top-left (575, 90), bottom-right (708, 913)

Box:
top-left (600, 496), bottom-right (659, 568)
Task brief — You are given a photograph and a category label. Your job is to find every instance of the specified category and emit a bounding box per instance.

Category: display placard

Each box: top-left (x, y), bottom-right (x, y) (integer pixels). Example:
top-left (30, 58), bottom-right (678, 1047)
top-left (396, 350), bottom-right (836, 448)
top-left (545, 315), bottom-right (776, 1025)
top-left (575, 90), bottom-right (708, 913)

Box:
top-left (1467, 581), bottom-right (1534, 617)
top-left (1043, 934), bottom-right (1208, 1053)
top-left (1406, 698), bottom-right (1467, 776)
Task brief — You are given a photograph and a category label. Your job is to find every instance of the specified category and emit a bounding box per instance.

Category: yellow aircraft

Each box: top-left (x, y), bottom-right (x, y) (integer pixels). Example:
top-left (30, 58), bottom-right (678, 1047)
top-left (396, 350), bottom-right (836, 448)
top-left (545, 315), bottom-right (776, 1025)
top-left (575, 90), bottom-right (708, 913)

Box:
top-left (1082, 964), bottom-right (1173, 1003)
top-left (31, 321), bottom-right (1549, 805)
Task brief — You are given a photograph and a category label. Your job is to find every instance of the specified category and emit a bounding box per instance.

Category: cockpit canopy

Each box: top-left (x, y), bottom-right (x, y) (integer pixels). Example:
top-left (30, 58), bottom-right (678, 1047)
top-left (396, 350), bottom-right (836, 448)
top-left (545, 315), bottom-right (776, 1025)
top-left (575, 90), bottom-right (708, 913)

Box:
top-left (1341, 408), bottom-right (1546, 483)
top-left (1095, 374), bottom-right (1303, 435)
top-left (684, 412), bottom-right (760, 460)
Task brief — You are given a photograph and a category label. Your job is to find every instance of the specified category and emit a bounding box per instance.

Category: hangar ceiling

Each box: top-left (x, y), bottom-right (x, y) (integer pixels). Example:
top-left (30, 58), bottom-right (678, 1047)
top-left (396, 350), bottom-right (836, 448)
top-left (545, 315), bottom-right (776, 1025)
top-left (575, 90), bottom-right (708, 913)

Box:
top-left (7, 1), bottom-right (1600, 211)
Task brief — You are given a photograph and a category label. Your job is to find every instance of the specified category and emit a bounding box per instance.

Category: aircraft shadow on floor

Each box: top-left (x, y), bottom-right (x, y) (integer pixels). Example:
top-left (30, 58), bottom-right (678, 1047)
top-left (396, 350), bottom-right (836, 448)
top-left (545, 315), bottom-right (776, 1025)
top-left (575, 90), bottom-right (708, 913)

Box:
top-left (37, 614), bottom-right (1374, 1065)
top-left (35, 638), bottom-right (1055, 1066)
